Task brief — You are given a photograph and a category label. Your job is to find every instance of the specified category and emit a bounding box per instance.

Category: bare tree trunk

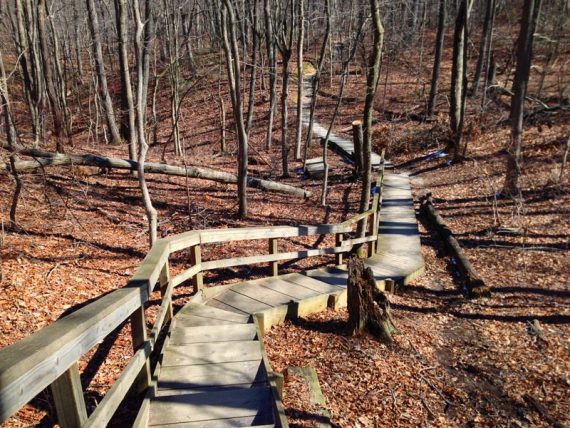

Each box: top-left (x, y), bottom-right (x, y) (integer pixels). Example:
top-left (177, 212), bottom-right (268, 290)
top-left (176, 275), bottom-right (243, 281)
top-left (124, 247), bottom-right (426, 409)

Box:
top-left (221, 0), bottom-right (249, 218)
top-left (471, 0), bottom-right (496, 95)
top-left (86, 0), bottom-right (122, 145)
top-left (449, 0), bottom-right (471, 161)
top-left (264, 0), bottom-right (277, 149)
top-left (38, 0), bottom-right (68, 152)
top-left (503, 0), bottom-right (542, 195)
top-left (0, 49), bottom-right (22, 225)
top-left (303, 0), bottom-right (330, 163)
top-left (294, 0), bottom-right (305, 160)
top-left (245, 0), bottom-right (259, 137)
top-left (115, 0), bottom-right (138, 161)
top-left (133, 0), bottom-right (157, 247)
top-left (427, 0), bottom-right (446, 117)
top-left (360, 0), bottom-right (383, 232)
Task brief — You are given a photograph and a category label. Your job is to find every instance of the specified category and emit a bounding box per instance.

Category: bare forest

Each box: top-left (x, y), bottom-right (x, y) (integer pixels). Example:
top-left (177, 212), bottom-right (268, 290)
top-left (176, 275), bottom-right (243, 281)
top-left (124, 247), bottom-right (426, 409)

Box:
top-left (0, 0), bottom-right (569, 427)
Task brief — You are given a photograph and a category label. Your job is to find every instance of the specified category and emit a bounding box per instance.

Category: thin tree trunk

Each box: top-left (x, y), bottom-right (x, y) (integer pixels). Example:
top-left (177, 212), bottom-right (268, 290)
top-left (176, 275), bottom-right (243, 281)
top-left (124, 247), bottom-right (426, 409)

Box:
top-left (360, 0), bottom-right (383, 236)
top-left (281, 51), bottom-right (291, 178)
top-left (427, 0), bottom-right (446, 117)
top-left (221, 0), bottom-right (249, 218)
top-left (303, 0), bottom-right (330, 164)
top-left (115, 0), bottom-right (138, 161)
top-left (471, 0), bottom-right (495, 95)
top-left (449, 0), bottom-right (470, 161)
top-left (294, 0), bottom-right (305, 160)
top-left (38, 0), bottom-right (68, 152)
top-left (264, 0), bottom-right (277, 149)
top-left (86, 0), bottom-right (122, 145)
top-left (503, 0), bottom-right (542, 194)
top-left (0, 49), bottom-right (22, 225)
top-left (245, 0), bottom-right (259, 137)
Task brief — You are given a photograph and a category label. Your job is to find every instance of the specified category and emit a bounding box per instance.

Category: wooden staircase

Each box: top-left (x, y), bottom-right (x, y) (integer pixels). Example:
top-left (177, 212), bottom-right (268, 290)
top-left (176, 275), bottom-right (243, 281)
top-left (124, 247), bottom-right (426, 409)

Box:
top-left (0, 172), bottom-right (424, 428)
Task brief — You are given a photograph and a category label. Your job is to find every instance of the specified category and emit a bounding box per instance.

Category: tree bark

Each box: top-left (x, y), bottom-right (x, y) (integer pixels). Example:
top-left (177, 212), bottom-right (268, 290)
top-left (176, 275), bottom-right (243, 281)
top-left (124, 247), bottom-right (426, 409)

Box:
top-left (294, 0), bottom-right (305, 160)
top-left (0, 49), bottom-right (22, 225)
top-left (38, 0), bottom-right (69, 152)
top-left (471, 0), bottom-right (496, 95)
top-left (264, 0), bottom-right (277, 149)
top-left (427, 0), bottom-right (446, 117)
top-left (347, 257), bottom-right (398, 343)
top-left (86, 0), bottom-right (122, 145)
top-left (361, 0), bottom-right (383, 231)
top-left (449, 0), bottom-right (471, 161)
top-left (220, 0), bottom-right (249, 218)
top-left (503, 0), bottom-right (542, 195)
top-left (115, 0), bottom-right (138, 161)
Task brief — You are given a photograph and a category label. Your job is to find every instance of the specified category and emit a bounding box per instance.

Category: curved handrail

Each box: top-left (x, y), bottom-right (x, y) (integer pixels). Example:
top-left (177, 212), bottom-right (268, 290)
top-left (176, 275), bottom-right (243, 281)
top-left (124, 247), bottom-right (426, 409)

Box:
top-left (0, 183), bottom-right (383, 426)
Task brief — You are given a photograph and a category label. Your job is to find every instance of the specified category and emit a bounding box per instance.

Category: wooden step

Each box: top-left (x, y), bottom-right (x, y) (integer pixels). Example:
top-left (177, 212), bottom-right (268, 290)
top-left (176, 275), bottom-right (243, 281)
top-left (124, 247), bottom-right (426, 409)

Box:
top-left (158, 360), bottom-right (266, 391)
top-left (149, 386), bottom-right (274, 427)
top-left (175, 302), bottom-right (251, 327)
top-left (169, 323), bottom-right (258, 345)
top-left (208, 290), bottom-right (274, 315)
top-left (162, 341), bottom-right (262, 367)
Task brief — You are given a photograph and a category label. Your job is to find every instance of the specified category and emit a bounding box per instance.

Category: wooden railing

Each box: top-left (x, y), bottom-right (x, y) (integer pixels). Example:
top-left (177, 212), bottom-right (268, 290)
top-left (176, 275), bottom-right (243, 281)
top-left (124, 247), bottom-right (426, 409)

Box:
top-left (0, 169), bottom-right (385, 427)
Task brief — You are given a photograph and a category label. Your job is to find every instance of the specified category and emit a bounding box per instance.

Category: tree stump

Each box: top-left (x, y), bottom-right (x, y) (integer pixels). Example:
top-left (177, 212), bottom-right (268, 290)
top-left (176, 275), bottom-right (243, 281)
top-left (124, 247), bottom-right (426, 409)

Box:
top-left (347, 257), bottom-right (398, 343)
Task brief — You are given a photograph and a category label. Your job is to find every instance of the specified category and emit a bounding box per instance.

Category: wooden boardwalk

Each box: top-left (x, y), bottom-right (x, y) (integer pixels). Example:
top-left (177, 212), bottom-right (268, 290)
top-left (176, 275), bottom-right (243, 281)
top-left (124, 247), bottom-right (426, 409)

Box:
top-left (301, 76), bottom-right (383, 169)
top-left (145, 173), bottom-right (424, 427)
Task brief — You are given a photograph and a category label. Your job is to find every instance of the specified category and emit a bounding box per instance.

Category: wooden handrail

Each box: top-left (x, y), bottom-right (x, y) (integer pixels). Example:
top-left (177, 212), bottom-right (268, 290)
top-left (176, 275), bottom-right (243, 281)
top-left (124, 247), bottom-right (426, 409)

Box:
top-left (0, 189), bottom-right (383, 426)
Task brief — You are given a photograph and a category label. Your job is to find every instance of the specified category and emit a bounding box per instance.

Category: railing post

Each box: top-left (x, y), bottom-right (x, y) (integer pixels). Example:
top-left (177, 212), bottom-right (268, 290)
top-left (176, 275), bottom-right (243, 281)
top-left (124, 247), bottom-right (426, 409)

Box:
top-left (269, 238), bottom-right (278, 276)
top-left (335, 233), bottom-right (344, 266)
top-left (131, 306), bottom-right (151, 393)
top-left (159, 262), bottom-right (173, 320)
top-left (190, 244), bottom-right (203, 292)
top-left (368, 211), bottom-right (377, 256)
top-left (51, 362), bottom-right (87, 428)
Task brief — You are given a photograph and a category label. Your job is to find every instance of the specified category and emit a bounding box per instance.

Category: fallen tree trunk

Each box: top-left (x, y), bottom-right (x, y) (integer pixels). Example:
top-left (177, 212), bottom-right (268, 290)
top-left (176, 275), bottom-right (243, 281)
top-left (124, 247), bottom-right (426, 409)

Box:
top-left (347, 257), bottom-right (398, 343)
top-left (0, 144), bottom-right (310, 198)
top-left (420, 193), bottom-right (491, 298)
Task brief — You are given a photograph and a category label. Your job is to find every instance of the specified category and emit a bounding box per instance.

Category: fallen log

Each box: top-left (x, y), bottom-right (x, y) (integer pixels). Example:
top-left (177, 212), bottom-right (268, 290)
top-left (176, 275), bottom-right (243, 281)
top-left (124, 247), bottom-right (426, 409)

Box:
top-left (0, 144), bottom-right (310, 198)
top-left (420, 193), bottom-right (491, 298)
top-left (347, 257), bottom-right (398, 343)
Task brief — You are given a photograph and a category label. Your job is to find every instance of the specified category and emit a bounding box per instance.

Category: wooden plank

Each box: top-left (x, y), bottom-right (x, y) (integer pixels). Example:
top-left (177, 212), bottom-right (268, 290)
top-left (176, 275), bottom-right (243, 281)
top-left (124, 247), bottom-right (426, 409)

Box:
top-left (149, 387), bottom-right (273, 426)
top-left (199, 224), bottom-right (349, 244)
top-left (169, 324), bottom-right (257, 345)
top-left (177, 302), bottom-right (251, 323)
top-left (230, 283), bottom-right (296, 307)
top-left (205, 298), bottom-right (251, 315)
top-left (162, 341), bottom-right (262, 367)
top-left (190, 245), bottom-right (203, 292)
top-left (256, 277), bottom-right (320, 301)
top-left (157, 360), bottom-right (266, 390)
top-left (280, 272), bottom-right (344, 294)
top-left (51, 362), bottom-right (87, 428)
top-left (303, 268), bottom-right (349, 288)
top-left (212, 290), bottom-right (274, 315)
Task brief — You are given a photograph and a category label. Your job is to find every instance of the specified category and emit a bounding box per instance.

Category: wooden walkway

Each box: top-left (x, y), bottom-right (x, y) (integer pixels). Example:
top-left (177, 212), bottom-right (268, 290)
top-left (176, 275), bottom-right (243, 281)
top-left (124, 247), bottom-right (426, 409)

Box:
top-left (145, 173), bottom-right (424, 427)
top-left (301, 76), bottom-right (383, 169)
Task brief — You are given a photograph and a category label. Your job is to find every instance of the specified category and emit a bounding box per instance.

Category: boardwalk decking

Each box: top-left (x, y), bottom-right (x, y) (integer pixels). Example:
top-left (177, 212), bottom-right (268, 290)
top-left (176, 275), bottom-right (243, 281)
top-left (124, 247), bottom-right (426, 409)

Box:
top-left (145, 173), bottom-right (424, 427)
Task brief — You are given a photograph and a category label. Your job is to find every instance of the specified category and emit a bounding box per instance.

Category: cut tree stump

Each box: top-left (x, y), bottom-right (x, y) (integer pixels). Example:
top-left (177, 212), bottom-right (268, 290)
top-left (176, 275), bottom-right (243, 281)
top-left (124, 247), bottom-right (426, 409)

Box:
top-left (347, 257), bottom-right (398, 343)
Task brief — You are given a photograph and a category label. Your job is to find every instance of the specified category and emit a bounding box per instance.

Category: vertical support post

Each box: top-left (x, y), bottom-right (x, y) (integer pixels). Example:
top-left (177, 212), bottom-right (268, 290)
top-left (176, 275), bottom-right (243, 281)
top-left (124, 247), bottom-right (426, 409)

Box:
top-left (51, 362), bottom-right (87, 428)
top-left (269, 238), bottom-right (278, 276)
top-left (190, 244), bottom-right (203, 292)
top-left (335, 232), bottom-right (344, 266)
top-left (368, 211), bottom-right (378, 256)
top-left (131, 306), bottom-right (151, 393)
top-left (159, 262), bottom-right (173, 320)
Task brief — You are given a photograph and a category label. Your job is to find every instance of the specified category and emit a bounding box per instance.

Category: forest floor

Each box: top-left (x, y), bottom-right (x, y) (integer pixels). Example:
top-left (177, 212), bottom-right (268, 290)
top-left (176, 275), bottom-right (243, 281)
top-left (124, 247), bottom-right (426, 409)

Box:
top-left (1, 39), bottom-right (569, 427)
